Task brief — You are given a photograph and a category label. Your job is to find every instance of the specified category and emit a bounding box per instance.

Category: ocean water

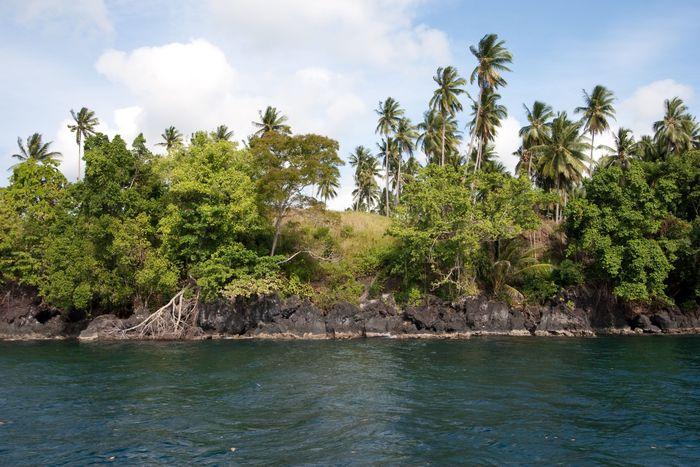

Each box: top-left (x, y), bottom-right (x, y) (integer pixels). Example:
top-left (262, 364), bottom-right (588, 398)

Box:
top-left (0, 337), bottom-right (699, 465)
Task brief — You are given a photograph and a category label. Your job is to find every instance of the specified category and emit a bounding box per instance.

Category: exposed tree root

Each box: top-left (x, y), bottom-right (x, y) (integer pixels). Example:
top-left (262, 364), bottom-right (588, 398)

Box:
top-left (111, 289), bottom-right (202, 340)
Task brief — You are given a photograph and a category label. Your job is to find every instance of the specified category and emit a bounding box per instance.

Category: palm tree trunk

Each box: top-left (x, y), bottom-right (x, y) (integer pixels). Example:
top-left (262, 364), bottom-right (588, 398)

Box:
top-left (555, 178), bottom-right (561, 223)
top-left (471, 87), bottom-right (484, 174)
top-left (384, 158), bottom-right (390, 216)
top-left (589, 132), bottom-right (595, 175)
top-left (77, 137), bottom-right (81, 181)
top-left (395, 153), bottom-right (401, 208)
top-left (527, 151), bottom-right (532, 182)
top-left (440, 116), bottom-right (446, 167)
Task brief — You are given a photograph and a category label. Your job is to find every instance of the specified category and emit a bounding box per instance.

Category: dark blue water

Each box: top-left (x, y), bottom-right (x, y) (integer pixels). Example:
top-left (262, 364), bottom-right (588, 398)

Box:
top-left (1, 337), bottom-right (699, 465)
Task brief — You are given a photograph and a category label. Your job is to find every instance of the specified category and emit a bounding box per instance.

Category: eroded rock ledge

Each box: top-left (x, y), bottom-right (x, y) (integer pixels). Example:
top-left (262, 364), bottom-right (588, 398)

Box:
top-left (2, 288), bottom-right (699, 341)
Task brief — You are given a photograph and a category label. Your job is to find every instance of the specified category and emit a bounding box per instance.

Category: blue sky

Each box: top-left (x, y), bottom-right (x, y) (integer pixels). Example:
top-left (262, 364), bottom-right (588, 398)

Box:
top-left (1, 0), bottom-right (698, 209)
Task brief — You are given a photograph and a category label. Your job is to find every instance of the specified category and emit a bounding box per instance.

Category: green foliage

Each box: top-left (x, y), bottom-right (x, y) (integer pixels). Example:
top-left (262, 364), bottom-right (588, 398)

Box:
top-left (553, 259), bottom-right (584, 287)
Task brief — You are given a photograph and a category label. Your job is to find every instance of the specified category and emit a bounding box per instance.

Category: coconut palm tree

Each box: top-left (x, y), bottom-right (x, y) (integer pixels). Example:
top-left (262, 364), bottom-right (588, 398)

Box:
top-left (467, 33), bottom-right (513, 165)
top-left (636, 135), bottom-right (667, 162)
top-left (574, 85), bottom-right (615, 173)
top-left (417, 110), bottom-right (462, 166)
top-left (519, 101), bottom-right (553, 180)
top-left (653, 97), bottom-right (695, 156)
top-left (470, 88), bottom-right (507, 171)
top-left (316, 169), bottom-right (340, 205)
top-left (393, 118), bottom-right (418, 205)
top-left (429, 66), bottom-right (466, 166)
top-left (157, 126), bottom-right (183, 153)
top-left (598, 128), bottom-right (636, 170)
top-left (532, 112), bottom-right (588, 223)
top-left (67, 107), bottom-right (99, 180)
top-left (252, 106), bottom-right (291, 137)
top-left (375, 97), bottom-right (404, 216)
top-left (350, 146), bottom-right (381, 211)
top-left (377, 137), bottom-right (401, 210)
top-left (11, 133), bottom-right (61, 166)
top-left (213, 125), bottom-right (234, 141)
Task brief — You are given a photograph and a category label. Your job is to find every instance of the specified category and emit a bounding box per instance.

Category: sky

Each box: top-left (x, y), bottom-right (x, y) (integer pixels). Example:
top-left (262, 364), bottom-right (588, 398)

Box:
top-left (1, 0), bottom-right (698, 210)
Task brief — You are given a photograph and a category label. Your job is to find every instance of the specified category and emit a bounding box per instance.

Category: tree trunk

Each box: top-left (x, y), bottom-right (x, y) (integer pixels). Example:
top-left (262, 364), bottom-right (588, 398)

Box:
top-left (440, 116), bottom-right (446, 167)
top-left (555, 178), bottom-right (561, 223)
top-left (384, 157), bottom-right (390, 216)
top-left (589, 132), bottom-right (595, 175)
top-left (527, 151), bottom-right (532, 181)
top-left (395, 152), bottom-right (401, 208)
top-left (77, 137), bottom-right (82, 182)
top-left (471, 87), bottom-right (484, 174)
top-left (270, 205), bottom-right (286, 256)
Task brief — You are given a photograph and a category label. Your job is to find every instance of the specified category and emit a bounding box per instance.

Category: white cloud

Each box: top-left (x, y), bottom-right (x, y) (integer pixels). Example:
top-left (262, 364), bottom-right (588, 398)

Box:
top-left (493, 116), bottom-right (521, 174)
top-left (12, 0), bottom-right (112, 34)
top-left (207, 0), bottom-right (451, 72)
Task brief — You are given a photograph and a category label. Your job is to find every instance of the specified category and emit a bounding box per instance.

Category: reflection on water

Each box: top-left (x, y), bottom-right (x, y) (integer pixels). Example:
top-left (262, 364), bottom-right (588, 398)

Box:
top-left (0, 337), bottom-right (699, 464)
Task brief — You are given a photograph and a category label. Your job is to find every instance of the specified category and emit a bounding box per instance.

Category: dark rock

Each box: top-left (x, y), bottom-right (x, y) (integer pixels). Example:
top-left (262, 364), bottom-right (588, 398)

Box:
top-left (536, 306), bottom-right (593, 336)
top-left (457, 296), bottom-right (526, 333)
top-left (325, 302), bottom-right (363, 336)
top-left (197, 294), bottom-right (281, 335)
top-left (78, 314), bottom-right (122, 341)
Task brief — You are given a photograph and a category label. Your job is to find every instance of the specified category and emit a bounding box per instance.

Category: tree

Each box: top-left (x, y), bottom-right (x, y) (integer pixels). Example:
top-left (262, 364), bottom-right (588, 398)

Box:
top-left (575, 85), bottom-right (615, 173)
top-left (393, 118), bottom-right (418, 205)
top-left (250, 133), bottom-right (343, 255)
top-left (157, 126), bottom-right (183, 153)
top-left (349, 146), bottom-right (380, 211)
top-left (11, 133), bottom-right (61, 166)
top-left (532, 112), bottom-right (588, 222)
top-left (316, 172), bottom-right (340, 205)
top-left (213, 125), bottom-right (234, 141)
top-left (252, 106), bottom-right (291, 137)
top-left (417, 110), bottom-right (462, 167)
top-left (467, 34), bottom-right (513, 167)
top-left (519, 101), bottom-right (553, 180)
top-left (599, 128), bottom-right (636, 170)
top-left (429, 66), bottom-right (466, 166)
top-left (469, 88), bottom-right (507, 171)
top-left (68, 107), bottom-right (99, 180)
top-left (653, 97), bottom-right (696, 156)
top-left (375, 97), bottom-right (404, 215)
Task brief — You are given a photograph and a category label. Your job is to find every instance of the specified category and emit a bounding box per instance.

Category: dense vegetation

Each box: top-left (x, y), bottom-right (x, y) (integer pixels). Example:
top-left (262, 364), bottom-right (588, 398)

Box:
top-left (1, 34), bottom-right (698, 318)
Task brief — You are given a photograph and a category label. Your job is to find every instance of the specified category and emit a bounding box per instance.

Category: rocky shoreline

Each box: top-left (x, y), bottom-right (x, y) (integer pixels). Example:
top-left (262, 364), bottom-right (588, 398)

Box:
top-left (2, 287), bottom-right (699, 341)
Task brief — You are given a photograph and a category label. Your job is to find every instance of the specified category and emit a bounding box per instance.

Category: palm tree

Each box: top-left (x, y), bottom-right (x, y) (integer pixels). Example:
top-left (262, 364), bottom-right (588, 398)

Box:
top-left (417, 110), bottom-right (462, 166)
top-left (349, 146), bottom-right (381, 211)
top-left (252, 106), bottom-right (291, 137)
top-left (67, 107), bottom-right (99, 180)
top-left (213, 125), bottom-right (234, 141)
top-left (317, 170), bottom-right (340, 205)
top-left (532, 112), bottom-right (588, 223)
top-left (599, 128), bottom-right (636, 170)
top-left (157, 126), bottom-right (183, 153)
top-left (574, 85), bottom-right (615, 173)
top-left (393, 118), bottom-right (418, 206)
top-left (653, 97), bottom-right (695, 156)
top-left (377, 138), bottom-right (401, 210)
top-left (11, 133), bottom-right (61, 166)
top-left (470, 88), bottom-right (507, 171)
top-left (467, 33), bottom-right (513, 166)
top-left (519, 101), bottom-right (553, 180)
top-left (375, 97), bottom-right (404, 215)
top-left (636, 135), bottom-right (667, 162)
top-left (429, 66), bottom-right (466, 166)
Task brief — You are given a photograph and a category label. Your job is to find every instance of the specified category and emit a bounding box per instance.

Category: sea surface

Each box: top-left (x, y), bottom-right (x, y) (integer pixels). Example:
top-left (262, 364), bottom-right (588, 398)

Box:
top-left (1, 337), bottom-right (699, 465)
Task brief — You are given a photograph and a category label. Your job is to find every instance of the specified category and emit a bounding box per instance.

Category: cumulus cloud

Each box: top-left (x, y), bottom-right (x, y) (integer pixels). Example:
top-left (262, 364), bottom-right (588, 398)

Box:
top-left (493, 116), bottom-right (522, 174)
top-left (207, 0), bottom-right (451, 72)
top-left (11, 0), bottom-right (112, 34)
top-left (616, 79), bottom-right (694, 136)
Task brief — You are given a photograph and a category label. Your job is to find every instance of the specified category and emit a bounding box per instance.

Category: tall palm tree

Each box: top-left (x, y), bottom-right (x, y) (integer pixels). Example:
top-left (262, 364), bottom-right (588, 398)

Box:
top-left (375, 97), bottom-right (404, 216)
top-left (636, 135), bottom-right (667, 162)
top-left (574, 85), bottom-right (615, 173)
top-left (11, 133), bottom-right (61, 166)
top-left (157, 126), bottom-right (183, 153)
top-left (467, 33), bottom-right (513, 166)
top-left (532, 112), bottom-right (588, 223)
top-left (393, 118), bottom-right (418, 206)
top-left (252, 106), bottom-right (291, 137)
top-left (429, 66), bottom-right (466, 166)
top-left (213, 125), bottom-right (234, 141)
top-left (519, 101), bottom-right (553, 180)
top-left (67, 107), bottom-right (99, 180)
top-left (349, 146), bottom-right (380, 211)
top-left (653, 97), bottom-right (695, 156)
top-left (377, 138), bottom-right (401, 210)
top-left (599, 128), bottom-right (636, 170)
top-left (470, 88), bottom-right (507, 171)
top-left (317, 170), bottom-right (340, 205)
top-left (417, 110), bottom-right (462, 166)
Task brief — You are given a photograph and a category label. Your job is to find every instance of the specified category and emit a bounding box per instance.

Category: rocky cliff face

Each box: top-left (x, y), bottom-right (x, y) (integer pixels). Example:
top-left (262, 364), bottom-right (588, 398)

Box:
top-left (2, 287), bottom-right (699, 341)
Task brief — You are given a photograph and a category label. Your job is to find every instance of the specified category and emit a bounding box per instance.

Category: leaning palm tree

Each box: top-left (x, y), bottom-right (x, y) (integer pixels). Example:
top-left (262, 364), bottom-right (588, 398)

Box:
top-left (252, 106), bottom-right (291, 137)
top-left (11, 133), bottom-right (61, 166)
top-left (653, 97), bottom-right (695, 156)
top-left (157, 126), bottom-right (183, 153)
top-left (467, 33), bottom-right (513, 163)
top-left (375, 97), bottom-right (404, 216)
top-left (519, 101), bottom-right (553, 180)
top-left (429, 66), bottom-right (466, 166)
top-left (598, 128), bottom-right (636, 170)
top-left (393, 118), bottom-right (418, 206)
top-left (470, 88), bottom-right (507, 171)
top-left (532, 112), bottom-right (588, 223)
top-left (67, 107), bottom-right (99, 180)
top-left (574, 85), bottom-right (615, 173)
top-left (213, 125), bottom-right (234, 141)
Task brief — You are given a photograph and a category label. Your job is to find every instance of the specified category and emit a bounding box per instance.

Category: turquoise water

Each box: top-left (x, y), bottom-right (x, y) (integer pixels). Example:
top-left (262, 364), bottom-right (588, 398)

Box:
top-left (1, 337), bottom-right (699, 465)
